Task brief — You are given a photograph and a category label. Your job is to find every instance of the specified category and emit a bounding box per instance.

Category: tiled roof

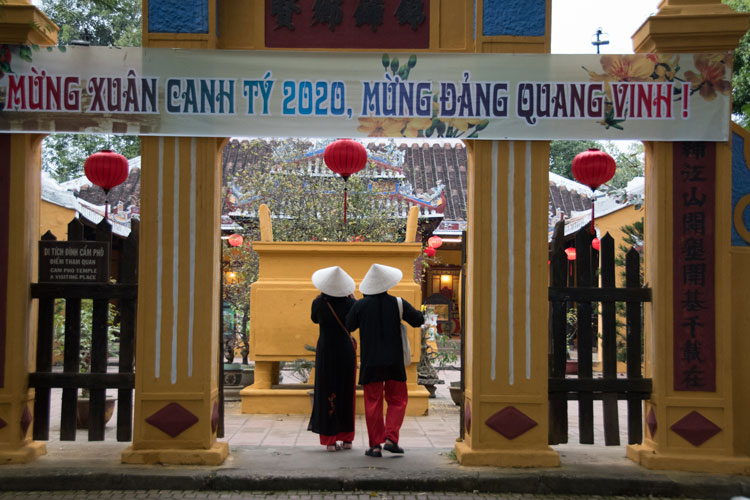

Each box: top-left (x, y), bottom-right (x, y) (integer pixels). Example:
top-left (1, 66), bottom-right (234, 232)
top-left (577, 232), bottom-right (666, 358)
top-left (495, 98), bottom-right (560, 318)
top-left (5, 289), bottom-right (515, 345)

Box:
top-left (397, 142), bottom-right (592, 224)
top-left (399, 143), bottom-right (467, 222)
top-left (75, 166), bottom-right (141, 208)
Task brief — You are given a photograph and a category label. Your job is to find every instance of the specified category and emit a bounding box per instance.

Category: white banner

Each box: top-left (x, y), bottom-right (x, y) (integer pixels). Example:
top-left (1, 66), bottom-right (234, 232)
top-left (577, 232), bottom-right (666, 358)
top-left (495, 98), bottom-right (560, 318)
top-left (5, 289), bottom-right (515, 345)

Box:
top-left (0, 45), bottom-right (732, 141)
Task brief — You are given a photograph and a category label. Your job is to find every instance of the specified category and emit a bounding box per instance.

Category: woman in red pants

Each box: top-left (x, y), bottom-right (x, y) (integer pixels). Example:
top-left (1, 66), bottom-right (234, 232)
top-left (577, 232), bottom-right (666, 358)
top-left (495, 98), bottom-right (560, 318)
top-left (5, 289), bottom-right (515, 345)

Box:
top-left (345, 264), bottom-right (424, 457)
top-left (308, 266), bottom-right (358, 452)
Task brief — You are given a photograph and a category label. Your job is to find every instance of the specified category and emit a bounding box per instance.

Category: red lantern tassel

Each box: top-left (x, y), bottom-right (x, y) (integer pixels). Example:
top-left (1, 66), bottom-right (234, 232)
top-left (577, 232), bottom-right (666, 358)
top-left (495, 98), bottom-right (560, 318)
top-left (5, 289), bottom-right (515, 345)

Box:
top-left (343, 184), bottom-right (348, 227)
top-left (590, 200), bottom-right (595, 235)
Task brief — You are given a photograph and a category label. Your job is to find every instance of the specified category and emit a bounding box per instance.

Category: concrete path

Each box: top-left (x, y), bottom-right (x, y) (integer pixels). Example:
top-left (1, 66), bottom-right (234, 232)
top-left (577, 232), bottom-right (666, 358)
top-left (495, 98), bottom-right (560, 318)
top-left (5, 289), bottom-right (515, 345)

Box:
top-left (1, 369), bottom-right (747, 498)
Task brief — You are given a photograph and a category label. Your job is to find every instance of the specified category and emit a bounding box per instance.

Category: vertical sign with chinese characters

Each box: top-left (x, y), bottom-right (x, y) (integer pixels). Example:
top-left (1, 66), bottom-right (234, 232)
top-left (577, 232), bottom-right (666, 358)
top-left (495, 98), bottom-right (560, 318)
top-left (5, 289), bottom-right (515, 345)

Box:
top-left (673, 142), bottom-right (716, 392)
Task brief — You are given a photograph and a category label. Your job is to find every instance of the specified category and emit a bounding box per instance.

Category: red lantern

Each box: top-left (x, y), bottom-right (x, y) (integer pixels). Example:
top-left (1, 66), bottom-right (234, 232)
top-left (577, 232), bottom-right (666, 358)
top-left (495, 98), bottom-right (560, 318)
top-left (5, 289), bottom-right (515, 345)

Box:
top-left (84, 150), bottom-right (129, 220)
top-left (324, 139), bottom-right (368, 228)
top-left (571, 148), bottom-right (616, 234)
top-left (227, 233), bottom-right (244, 247)
top-left (592, 237), bottom-right (600, 251)
top-left (565, 247), bottom-right (577, 261)
top-left (427, 236), bottom-right (443, 249)
top-left (424, 246), bottom-right (437, 257)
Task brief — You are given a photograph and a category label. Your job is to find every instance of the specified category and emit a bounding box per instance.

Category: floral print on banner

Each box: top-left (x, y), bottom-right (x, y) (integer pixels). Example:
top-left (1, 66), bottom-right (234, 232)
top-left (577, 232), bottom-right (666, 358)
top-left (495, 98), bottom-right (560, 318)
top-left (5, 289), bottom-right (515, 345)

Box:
top-left (585, 53), bottom-right (731, 131)
top-left (358, 54), bottom-right (490, 139)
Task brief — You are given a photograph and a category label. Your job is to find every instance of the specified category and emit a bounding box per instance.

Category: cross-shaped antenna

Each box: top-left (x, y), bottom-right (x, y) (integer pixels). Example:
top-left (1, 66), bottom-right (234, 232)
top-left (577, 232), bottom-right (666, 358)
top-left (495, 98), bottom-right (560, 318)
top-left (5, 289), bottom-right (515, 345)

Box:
top-left (592, 28), bottom-right (609, 54)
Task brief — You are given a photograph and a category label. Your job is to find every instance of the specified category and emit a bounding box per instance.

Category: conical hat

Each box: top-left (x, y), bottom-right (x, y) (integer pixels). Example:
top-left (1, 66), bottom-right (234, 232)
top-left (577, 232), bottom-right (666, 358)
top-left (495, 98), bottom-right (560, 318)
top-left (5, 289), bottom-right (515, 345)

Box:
top-left (311, 266), bottom-right (355, 297)
top-left (359, 263), bottom-right (402, 295)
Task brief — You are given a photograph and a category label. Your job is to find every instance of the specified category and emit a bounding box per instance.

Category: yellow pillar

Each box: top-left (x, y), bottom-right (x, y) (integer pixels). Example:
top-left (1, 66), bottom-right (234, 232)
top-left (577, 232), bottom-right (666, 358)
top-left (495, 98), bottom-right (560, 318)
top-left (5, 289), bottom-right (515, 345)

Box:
top-left (0, 135), bottom-right (47, 464)
top-left (123, 0), bottom-right (228, 465)
top-left (626, 0), bottom-right (750, 474)
top-left (121, 137), bottom-right (229, 465)
top-left (0, 0), bottom-right (56, 465)
top-left (454, 140), bottom-right (558, 467)
top-left (454, 0), bottom-right (557, 467)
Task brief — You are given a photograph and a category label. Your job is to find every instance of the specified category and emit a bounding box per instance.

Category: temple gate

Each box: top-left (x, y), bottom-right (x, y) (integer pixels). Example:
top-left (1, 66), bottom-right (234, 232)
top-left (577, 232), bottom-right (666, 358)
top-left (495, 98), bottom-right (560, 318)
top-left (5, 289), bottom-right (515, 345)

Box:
top-left (0, 0), bottom-right (748, 474)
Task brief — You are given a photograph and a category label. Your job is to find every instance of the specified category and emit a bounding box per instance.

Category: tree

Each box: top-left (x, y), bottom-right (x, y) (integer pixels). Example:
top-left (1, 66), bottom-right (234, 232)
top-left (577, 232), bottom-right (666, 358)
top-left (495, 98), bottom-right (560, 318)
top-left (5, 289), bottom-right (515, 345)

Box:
top-left (43, 134), bottom-right (140, 182)
top-left (614, 218), bottom-right (644, 363)
top-left (221, 139), bottom-right (411, 363)
top-left (724, 0), bottom-right (750, 126)
top-left (40, 0), bottom-right (141, 47)
top-left (550, 140), bottom-right (644, 194)
top-left (602, 141), bottom-right (645, 190)
top-left (39, 0), bottom-right (143, 180)
top-left (549, 140), bottom-right (601, 179)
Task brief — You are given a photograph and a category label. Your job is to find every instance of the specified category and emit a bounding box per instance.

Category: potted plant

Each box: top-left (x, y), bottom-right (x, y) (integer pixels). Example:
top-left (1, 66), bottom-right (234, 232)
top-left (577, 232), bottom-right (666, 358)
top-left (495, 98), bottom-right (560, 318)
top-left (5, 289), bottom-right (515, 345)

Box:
top-left (54, 299), bottom-right (119, 428)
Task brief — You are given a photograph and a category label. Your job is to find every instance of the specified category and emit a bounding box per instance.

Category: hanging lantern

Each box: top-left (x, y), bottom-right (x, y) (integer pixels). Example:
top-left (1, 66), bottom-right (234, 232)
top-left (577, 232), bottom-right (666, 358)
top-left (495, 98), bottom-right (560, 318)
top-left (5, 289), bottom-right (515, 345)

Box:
top-left (424, 246), bottom-right (437, 257)
top-left (571, 148), bottom-right (616, 234)
top-left (227, 233), bottom-right (244, 247)
top-left (427, 236), bottom-right (443, 249)
top-left (592, 237), bottom-right (600, 251)
top-left (84, 150), bottom-right (129, 220)
top-left (324, 139), bottom-right (368, 228)
top-left (565, 247), bottom-right (577, 261)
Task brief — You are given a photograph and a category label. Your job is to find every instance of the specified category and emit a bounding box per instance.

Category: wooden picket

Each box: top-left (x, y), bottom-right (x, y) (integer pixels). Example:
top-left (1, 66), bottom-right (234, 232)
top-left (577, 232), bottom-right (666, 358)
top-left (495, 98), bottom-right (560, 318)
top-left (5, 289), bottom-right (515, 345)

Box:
top-left (29, 217), bottom-right (138, 442)
top-left (548, 227), bottom-right (652, 445)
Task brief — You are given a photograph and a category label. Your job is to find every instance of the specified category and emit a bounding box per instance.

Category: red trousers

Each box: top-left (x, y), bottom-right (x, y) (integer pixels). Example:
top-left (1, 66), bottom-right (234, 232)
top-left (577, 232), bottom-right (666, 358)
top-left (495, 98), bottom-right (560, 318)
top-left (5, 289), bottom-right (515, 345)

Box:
top-left (319, 431), bottom-right (355, 446)
top-left (363, 380), bottom-right (408, 448)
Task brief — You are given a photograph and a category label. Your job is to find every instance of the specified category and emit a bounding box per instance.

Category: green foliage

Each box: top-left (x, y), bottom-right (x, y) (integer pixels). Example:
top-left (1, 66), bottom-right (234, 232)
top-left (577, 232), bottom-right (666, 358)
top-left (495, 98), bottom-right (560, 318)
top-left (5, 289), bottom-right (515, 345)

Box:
top-left (614, 218), bottom-right (645, 363)
top-left (549, 140), bottom-right (644, 195)
top-left (43, 134), bottom-right (140, 182)
top-left (724, 0), bottom-right (750, 125)
top-left (603, 141), bottom-right (645, 190)
top-left (433, 332), bottom-right (458, 367)
top-left (549, 140), bottom-right (601, 179)
top-left (53, 298), bottom-right (120, 395)
top-left (40, 0), bottom-right (142, 47)
top-left (37, 0), bottom-right (142, 181)
top-left (228, 139), bottom-right (405, 244)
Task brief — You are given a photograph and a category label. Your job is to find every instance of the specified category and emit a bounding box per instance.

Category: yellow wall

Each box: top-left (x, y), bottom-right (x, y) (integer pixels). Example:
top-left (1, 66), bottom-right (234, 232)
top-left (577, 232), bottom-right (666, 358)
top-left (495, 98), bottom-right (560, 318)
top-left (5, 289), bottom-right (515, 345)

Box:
top-left (39, 200), bottom-right (75, 241)
top-left (596, 206), bottom-right (645, 278)
top-left (249, 241), bottom-right (422, 361)
top-left (435, 248), bottom-right (462, 266)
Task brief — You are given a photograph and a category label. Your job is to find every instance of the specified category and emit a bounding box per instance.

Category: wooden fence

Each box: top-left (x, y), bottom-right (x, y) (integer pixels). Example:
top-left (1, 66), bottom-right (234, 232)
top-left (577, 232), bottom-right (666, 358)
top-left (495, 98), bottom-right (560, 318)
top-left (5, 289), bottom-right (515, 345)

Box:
top-left (548, 227), bottom-right (652, 446)
top-left (29, 217), bottom-right (138, 442)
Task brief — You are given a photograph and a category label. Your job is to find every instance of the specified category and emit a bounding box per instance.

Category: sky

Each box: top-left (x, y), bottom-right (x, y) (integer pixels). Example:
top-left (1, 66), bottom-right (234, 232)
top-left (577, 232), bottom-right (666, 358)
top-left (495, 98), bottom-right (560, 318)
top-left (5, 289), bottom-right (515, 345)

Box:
top-left (551, 0), bottom-right (661, 54)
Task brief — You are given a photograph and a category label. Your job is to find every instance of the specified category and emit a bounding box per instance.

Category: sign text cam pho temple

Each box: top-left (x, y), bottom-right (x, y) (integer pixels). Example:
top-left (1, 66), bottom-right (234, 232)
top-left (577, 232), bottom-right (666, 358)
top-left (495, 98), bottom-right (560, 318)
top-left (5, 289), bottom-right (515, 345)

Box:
top-left (1, 0), bottom-right (750, 475)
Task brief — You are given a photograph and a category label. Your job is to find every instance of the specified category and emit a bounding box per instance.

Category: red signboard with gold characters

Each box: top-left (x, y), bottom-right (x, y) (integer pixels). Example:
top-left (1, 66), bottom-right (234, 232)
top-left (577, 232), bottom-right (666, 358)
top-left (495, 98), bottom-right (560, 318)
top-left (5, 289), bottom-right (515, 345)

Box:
top-left (673, 142), bottom-right (716, 392)
top-left (265, 0), bottom-right (430, 49)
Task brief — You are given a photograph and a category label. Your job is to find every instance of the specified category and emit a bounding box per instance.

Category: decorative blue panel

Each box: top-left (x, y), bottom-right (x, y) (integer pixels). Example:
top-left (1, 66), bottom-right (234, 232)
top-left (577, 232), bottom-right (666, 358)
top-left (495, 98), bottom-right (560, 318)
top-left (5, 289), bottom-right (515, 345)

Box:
top-left (483, 0), bottom-right (546, 37)
top-left (732, 131), bottom-right (750, 247)
top-left (148, 0), bottom-right (209, 34)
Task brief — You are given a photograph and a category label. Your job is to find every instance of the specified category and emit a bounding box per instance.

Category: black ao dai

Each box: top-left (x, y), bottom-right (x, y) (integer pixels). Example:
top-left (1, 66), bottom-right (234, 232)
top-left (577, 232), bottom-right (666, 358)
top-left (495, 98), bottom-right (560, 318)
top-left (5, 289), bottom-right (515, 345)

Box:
top-left (308, 294), bottom-right (357, 437)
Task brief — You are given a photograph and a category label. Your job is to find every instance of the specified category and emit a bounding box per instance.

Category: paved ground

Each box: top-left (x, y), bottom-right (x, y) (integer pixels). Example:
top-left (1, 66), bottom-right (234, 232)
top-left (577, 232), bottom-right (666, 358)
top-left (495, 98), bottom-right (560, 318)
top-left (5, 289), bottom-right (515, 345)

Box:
top-left (1, 369), bottom-right (748, 499)
top-left (0, 492), bottom-right (723, 499)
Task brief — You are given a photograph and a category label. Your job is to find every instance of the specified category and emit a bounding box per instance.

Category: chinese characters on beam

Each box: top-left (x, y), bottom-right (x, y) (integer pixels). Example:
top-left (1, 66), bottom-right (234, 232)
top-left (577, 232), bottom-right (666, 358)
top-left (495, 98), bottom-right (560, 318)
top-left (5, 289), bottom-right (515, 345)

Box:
top-left (673, 142), bottom-right (716, 392)
top-left (266, 0), bottom-right (429, 49)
